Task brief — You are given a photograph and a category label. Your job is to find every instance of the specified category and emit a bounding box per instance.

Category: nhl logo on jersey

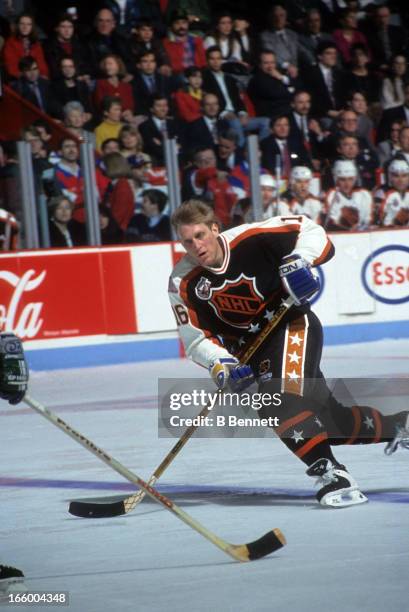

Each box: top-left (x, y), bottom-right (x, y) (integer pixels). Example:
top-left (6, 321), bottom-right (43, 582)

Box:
top-left (195, 276), bottom-right (212, 300)
top-left (208, 274), bottom-right (264, 327)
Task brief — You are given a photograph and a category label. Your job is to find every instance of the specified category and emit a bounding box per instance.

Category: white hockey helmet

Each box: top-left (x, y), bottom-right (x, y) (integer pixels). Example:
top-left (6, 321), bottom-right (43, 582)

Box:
top-left (388, 159), bottom-right (409, 176)
top-left (290, 166), bottom-right (312, 182)
top-left (260, 174), bottom-right (276, 188)
top-left (333, 160), bottom-right (358, 179)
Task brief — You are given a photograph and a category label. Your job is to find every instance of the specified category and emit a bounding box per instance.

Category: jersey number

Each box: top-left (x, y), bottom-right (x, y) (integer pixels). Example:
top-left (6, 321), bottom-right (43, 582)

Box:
top-left (280, 216), bottom-right (303, 223)
top-left (172, 304), bottom-right (189, 325)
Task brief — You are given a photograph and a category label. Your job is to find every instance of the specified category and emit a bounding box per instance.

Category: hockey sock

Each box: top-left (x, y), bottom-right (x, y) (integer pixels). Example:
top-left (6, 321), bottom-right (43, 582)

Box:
top-left (322, 393), bottom-right (409, 446)
top-left (274, 408), bottom-right (338, 466)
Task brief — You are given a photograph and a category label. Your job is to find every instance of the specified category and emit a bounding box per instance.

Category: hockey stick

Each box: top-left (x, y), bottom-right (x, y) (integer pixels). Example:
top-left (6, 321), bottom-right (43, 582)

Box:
top-left (23, 393), bottom-right (286, 562)
top-left (69, 296), bottom-right (295, 519)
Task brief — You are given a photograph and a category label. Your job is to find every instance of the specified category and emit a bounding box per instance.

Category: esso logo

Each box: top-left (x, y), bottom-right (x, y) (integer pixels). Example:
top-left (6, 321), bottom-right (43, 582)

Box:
top-left (310, 266), bottom-right (324, 305)
top-left (361, 245), bottom-right (409, 304)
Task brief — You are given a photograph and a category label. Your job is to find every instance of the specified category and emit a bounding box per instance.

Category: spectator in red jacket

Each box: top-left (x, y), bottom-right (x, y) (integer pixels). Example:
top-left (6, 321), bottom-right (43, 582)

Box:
top-left (103, 152), bottom-right (136, 230)
top-left (94, 54), bottom-right (135, 122)
top-left (173, 66), bottom-right (203, 122)
top-left (2, 12), bottom-right (49, 79)
top-left (163, 9), bottom-right (206, 76)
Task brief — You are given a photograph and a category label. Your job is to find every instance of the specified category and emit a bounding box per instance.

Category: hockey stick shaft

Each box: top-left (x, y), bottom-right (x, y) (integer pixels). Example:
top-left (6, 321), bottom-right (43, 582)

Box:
top-left (23, 393), bottom-right (285, 561)
top-left (70, 297), bottom-right (295, 518)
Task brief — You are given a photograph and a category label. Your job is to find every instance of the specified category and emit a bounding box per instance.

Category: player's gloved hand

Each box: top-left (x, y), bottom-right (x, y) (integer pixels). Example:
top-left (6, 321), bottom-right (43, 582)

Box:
top-left (0, 333), bottom-right (29, 405)
top-left (279, 254), bottom-right (320, 306)
top-left (209, 357), bottom-right (254, 392)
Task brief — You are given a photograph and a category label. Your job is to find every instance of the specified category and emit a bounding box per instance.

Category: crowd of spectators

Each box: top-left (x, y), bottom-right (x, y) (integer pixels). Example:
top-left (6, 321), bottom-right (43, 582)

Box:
top-left (1, 1), bottom-right (409, 249)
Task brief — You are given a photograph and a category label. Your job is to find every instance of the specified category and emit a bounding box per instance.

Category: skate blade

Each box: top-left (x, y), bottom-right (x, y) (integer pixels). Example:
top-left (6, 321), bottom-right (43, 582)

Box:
top-left (320, 489), bottom-right (368, 508)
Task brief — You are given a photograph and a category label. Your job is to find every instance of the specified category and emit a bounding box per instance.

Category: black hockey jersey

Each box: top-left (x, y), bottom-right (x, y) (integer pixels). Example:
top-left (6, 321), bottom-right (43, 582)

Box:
top-left (168, 215), bottom-right (334, 368)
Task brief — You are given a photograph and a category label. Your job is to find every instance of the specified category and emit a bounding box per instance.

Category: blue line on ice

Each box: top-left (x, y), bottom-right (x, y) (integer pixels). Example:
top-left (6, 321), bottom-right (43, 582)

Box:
top-left (1, 477), bottom-right (408, 503)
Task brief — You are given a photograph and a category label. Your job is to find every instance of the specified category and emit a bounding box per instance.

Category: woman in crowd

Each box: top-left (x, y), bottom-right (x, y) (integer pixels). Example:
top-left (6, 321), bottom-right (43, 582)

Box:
top-left (342, 44), bottom-right (380, 106)
top-left (2, 12), bottom-right (49, 79)
top-left (94, 54), bottom-right (135, 123)
top-left (118, 124), bottom-right (151, 166)
top-left (332, 9), bottom-right (370, 66)
top-left (204, 12), bottom-right (247, 74)
top-left (348, 91), bottom-right (375, 145)
top-left (376, 120), bottom-right (405, 167)
top-left (381, 54), bottom-right (409, 110)
top-left (173, 66), bottom-right (203, 122)
top-left (103, 152), bottom-right (136, 231)
top-left (48, 195), bottom-right (86, 248)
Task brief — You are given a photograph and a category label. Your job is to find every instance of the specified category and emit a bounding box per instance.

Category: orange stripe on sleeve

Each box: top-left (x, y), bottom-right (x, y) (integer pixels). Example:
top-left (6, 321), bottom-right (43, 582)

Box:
top-left (313, 238), bottom-right (333, 266)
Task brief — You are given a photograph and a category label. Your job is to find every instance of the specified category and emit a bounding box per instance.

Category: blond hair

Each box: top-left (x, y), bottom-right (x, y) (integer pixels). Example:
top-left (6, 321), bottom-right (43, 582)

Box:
top-left (171, 200), bottom-right (220, 230)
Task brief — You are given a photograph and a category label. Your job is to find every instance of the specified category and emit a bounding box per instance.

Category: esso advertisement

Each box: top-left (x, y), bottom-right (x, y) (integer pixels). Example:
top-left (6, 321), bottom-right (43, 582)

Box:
top-left (0, 250), bottom-right (138, 340)
top-left (362, 245), bottom-right (409, 304)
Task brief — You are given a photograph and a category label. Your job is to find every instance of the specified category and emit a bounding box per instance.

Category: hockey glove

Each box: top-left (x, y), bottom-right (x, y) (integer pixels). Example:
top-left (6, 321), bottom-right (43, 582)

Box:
top-left (0, 333), bottom-right (29, 405)
top-left (209, 357), bottom-right (254, 392)
top-left (279, 254), bottom-right (320, 305)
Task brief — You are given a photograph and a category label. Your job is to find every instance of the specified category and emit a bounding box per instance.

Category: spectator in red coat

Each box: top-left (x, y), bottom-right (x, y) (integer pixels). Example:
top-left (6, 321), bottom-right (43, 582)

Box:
top-left (94, 54), bottom-right (135, 123)
top-left (163, 9), bottom-right (206, 75)
top-left (173, 66), bottom-right (203, 122)
top-left (332, 9), bottom-right (370, 66)
top-left (103, 152), bottom-right (136, 231)
top-left (2, 12), bottom-right (49, 79)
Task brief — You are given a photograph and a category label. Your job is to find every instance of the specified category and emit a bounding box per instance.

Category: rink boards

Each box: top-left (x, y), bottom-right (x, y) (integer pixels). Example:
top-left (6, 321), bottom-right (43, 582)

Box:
top-left (0, 228), bottom-right (409, 369)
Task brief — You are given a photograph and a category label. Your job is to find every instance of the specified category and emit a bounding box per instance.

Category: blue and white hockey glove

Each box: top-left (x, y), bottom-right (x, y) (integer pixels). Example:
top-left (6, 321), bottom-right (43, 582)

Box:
top-left (279, 254), bottom-right (320, 305)
top-left (0, 333), bottom-right (29, 405)
top-left (209, 357), bottom-right (254, 392)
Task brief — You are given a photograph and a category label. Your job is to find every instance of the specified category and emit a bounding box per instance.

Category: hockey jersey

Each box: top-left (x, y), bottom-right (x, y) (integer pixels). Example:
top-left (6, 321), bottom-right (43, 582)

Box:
top-left (168, 215), bottom-right (334, 368)
top-left (380, 189), bottom-right (409, 226)
top-left (325, 188), bottom-right (373, 230)
top-left (286, 194), bottom-right (323, 224)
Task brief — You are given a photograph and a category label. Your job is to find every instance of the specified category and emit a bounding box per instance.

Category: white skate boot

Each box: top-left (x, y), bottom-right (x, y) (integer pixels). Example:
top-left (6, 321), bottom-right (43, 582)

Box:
top-left (306, 458), bottom-right (368, 508)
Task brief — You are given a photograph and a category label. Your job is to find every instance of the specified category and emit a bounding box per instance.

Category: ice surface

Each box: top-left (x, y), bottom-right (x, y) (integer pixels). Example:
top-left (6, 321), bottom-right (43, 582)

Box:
top-left (1, 339), bottom-right (408, 612)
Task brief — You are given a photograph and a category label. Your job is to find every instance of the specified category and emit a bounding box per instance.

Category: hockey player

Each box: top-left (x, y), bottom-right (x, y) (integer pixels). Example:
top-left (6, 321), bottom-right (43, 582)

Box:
top-left (325, 160), bottom-right (374, 231)
top-left (168, 199), bottom-right (409, 507)
top-left (284, 166), bottom-right (323, 224)
top-left (0, 332), bottom-right (29, 596)
top-left (231, 174), bottom-right (289, 224)
top-left (379, 159), bottom-right (409, 227)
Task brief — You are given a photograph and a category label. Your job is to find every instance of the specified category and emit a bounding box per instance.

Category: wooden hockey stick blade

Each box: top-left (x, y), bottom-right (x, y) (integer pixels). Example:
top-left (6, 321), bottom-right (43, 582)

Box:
top-left (228, 528), bottom-right (286, 561)
top-left (24, 394), bottom-right (286, 562)
top-left (67, 297), bottom-right (295, 519)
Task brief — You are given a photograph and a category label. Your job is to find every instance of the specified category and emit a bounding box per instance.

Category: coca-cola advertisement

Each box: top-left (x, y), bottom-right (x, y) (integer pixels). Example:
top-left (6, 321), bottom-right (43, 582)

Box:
top-left (0, 250), bottom-right (138, 341)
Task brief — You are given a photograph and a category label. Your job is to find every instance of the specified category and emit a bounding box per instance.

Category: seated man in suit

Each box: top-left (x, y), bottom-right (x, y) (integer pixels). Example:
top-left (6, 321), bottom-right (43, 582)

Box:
top-left (298, 8), bottom-right (334, 70)
top-left (12, 56), bottom-right (61, 118)
top-left (132, 50), bottom-right (174, 117)
top-left (247, 50), bottom-right (295, 120)
top-left (260, 114), bottom-right (312, 176)
top-left (139, 94), bottom-right (181, 165)
top-left (259, 4), bottom-right (298, 79)
top-left (184, 93), bottom-right (229, 155)
top-left (304, 41), bottom-right (345, 127)
top-left (289, 90), bottom-right (325, 170)
top-left (202, 46), bottom-right (270, 146)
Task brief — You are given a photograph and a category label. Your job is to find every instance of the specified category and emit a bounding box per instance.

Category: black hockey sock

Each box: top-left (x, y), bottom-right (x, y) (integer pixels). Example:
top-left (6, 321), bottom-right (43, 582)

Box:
top-left (323, 399), bottom-right (409, 446)
top-left (274, 409), bottom-right (338, 466)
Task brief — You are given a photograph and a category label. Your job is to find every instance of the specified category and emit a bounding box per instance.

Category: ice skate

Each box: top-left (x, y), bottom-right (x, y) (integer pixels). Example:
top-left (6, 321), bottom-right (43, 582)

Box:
top-left (384, 414), bottom-right (409, 455)
top-left (0, 565), bottom-right (27, 599)
top-left (306, 458), bottom-right (368, 508)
